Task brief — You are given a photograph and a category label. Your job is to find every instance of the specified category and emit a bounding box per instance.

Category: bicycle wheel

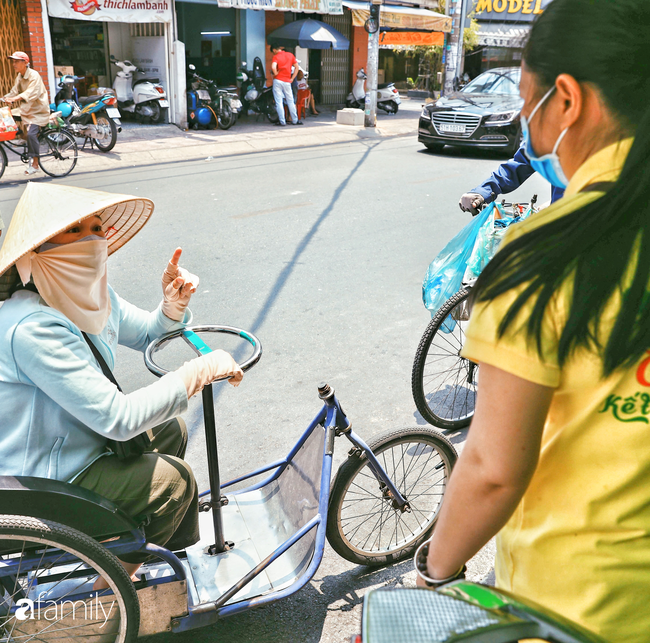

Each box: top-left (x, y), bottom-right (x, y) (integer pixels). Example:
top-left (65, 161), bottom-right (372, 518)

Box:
top-left (326, 428), bottom-right (457, 566)
top-left (37, 129), bottom-right (78, 178)
top-left (0, 515), bottom-right (139, 643)
top-left (0, 145), bottom-right (6, 180)
top-left (412, 288), bottom-right (478, 430)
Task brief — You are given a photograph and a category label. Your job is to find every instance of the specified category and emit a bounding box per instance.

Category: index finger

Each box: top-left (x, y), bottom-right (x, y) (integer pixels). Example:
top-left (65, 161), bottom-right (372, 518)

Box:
top-left (169, 247), bottom-right (182, 266)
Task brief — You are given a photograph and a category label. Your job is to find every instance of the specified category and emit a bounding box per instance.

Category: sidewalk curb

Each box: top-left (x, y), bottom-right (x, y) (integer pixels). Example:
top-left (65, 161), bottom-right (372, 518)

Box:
top-left (1, 122), bottom-right (416, 183)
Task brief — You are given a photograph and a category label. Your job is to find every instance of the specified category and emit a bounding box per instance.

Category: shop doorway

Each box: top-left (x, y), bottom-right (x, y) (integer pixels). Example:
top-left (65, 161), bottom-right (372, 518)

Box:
top-left (320, 12), bottom-right (350, 105)
top-left (49, 18), bottom-right (110, 94)
top-left (176, 2), bottom-right (237, 87)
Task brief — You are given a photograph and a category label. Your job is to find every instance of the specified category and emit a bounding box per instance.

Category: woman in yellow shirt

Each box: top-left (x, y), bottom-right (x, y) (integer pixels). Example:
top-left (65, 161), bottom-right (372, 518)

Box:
top-left (417, 1), bottom-right (650, 642)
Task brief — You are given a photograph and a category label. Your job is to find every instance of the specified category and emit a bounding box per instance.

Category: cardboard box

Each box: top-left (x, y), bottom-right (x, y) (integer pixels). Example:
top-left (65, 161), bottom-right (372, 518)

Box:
top-left (54, 66), bottom-right (74, 79)
top-left (336, 108), bottom-right (364, 126)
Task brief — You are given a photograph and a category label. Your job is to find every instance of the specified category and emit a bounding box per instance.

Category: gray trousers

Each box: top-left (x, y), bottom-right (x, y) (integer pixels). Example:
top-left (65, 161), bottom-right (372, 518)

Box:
top-left (73, 418), bottom-right (200, 563)
top-left (26, 124), bottom-right (40, 160)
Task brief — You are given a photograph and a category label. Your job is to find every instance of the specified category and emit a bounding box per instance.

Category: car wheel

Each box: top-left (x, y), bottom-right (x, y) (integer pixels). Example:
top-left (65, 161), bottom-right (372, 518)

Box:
top-left (424, 142), bottom-right (445, 153)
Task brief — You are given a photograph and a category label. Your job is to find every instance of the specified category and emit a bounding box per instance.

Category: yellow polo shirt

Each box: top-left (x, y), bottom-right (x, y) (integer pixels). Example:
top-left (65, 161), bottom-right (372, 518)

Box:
top-left (462, 139), bottom-right (650, 643)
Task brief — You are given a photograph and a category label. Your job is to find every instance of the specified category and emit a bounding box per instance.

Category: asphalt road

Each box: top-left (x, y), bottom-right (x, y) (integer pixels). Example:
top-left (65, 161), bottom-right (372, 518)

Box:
top-left (0, 136), bottom-right (548, 642)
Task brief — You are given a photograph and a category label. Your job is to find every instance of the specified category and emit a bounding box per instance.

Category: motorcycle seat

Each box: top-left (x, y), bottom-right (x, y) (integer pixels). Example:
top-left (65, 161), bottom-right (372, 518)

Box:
top-left (78, 93), bottom-right (113, 105)
top-left (377, 83), bottom-right (393, 90)
top-left (133, 77), bottom-right (160, 86)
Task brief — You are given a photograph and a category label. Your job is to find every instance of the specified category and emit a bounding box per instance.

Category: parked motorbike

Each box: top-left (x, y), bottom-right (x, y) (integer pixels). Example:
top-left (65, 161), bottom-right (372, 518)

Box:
top-left (52, 73), bottom-right (120, 152)
top-left (237, 58), bottom-right (279, 124)
top-left (110, 56), bottom-right (168, 123)
top-left (186, 65), bottom-right (241, 130)
top-left (346, 68), bottom-right (401, 114)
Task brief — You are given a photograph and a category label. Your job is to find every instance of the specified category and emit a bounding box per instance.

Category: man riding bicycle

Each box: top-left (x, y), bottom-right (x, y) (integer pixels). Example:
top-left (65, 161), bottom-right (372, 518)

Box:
top-left (3, 51), bottom-right (50, 176)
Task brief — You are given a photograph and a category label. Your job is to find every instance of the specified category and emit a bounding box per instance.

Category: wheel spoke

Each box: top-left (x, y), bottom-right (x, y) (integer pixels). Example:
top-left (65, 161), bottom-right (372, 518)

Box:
top-left (332, 434), bottom-right (455, 559)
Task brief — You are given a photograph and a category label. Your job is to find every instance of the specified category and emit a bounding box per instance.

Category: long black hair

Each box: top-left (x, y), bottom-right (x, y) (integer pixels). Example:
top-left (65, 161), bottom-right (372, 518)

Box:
top-left (473, 0), bottom-right (650, 376)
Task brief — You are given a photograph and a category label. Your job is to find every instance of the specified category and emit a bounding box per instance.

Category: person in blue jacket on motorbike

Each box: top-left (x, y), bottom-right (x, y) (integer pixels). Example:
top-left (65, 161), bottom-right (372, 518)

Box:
top-left (458, 145), bottom-right (565, 215)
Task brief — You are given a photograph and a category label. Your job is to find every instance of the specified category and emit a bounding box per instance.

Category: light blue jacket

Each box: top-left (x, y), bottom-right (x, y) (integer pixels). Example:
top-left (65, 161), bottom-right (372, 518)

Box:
top-left (0, 287), bottom-right (190, 482)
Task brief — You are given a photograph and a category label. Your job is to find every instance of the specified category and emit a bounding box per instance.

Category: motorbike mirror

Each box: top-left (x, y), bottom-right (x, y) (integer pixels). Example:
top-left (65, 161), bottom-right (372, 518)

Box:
top-left (57, 71), bottom-right (63, 76)
top-left (110, 54), bottom-right (116, 61)
top-left (241, 61), bottom-right (248, 68)
top-left (189, 64), bottom-right (196, 71)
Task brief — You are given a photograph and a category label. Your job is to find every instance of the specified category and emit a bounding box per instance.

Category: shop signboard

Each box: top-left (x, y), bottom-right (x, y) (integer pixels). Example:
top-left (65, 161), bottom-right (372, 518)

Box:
top-left (46, 0), bottom-right (172, 22)
top-left (350, 5), bottom-right (451, 31)
top-left (379, 31), bottom-right (444, 46)
top-left (472, 0), bottom-right (552, 22)
top-left (227, 0), bottom-right (342, 12)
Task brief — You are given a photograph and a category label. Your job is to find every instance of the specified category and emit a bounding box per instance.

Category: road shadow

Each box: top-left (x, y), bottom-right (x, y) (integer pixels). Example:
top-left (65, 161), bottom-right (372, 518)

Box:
top-left (141, 557), bottom-right (414, 643)
top-left (185, 139), bottom-right (382, 433)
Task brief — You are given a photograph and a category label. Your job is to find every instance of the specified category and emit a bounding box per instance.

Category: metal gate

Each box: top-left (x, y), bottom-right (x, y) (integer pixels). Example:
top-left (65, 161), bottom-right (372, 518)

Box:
top-left (0, 0), bottom-right (24, 97)
top-left (320, 12), bottom-right (350, 105)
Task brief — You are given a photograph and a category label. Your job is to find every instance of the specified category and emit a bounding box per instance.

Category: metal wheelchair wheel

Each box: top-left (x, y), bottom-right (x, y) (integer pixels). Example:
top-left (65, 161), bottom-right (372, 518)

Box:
top-left (0, 515), bottom-right (139, 643)
top-left (37, 129), bottom-right (78, 178)
top-left (326, 428), bottom-right (457, 566)
top-left (412, 287), bottom-right (478, 430)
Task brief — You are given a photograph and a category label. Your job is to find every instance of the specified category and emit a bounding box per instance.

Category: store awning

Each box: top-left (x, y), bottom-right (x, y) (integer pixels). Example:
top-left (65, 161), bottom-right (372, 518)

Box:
top-left (222, 0), bottom-right (343, 14)
top-left (477, 22), bottom-right (530, 48)
top-left (379, 31), bottom-right (444, 45)
top-left (343, 0), bottom-right (451, 32)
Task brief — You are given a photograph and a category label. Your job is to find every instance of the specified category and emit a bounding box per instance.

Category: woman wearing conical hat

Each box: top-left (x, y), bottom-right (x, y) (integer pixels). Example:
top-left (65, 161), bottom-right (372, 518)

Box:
top-left (0, 183), bottom-right (243, 581)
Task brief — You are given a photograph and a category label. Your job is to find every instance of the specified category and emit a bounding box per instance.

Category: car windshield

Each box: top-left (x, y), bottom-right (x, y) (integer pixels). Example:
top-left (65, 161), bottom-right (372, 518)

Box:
top-left (462, 70), bottom-right (521, 95)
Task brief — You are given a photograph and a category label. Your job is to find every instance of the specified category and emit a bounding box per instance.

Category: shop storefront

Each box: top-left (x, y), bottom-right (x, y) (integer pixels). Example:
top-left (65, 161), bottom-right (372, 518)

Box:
top-left (176, 1), bottom-right (237, 86)
top-left (467, 0), bottom-right (552, 78)
top-left (46, 0), bottom-right (178, 121)
top-left (343, 0), bottom-right (449, 90)
top-left (173, 0), bottom-right (344, 104)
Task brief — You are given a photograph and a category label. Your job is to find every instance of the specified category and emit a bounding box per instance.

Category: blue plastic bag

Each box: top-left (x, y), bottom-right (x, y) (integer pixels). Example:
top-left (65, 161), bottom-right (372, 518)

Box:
top-left (466, 205), bottom-right (535, 279)
top-left (422, 203), bottom-right (494, 318)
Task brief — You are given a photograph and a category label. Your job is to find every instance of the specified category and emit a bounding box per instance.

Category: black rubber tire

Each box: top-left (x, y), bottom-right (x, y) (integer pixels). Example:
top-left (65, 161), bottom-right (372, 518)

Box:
top-left (412, 288), bottom-right (478, 430)
top-left (384, 100), bottom-right (399, 114)
top-left (264, 94), bottom-right (280, 124)
top-left (217, 102), bottom-right (236, 130)
top-left (326, 428), bottom-right (457, 566)
top-left (37, 129), bottom-right (78, 178)
top-left (0, 145), bottom-right (7, 180)
top-left (424, 142), bottom-right (445, 153)
top-left (94, 113), bottom-right (118, 152)
top-left (0, 515), bottom-right (139, 643)
top-left (148, 101), bottom-right (162, 124)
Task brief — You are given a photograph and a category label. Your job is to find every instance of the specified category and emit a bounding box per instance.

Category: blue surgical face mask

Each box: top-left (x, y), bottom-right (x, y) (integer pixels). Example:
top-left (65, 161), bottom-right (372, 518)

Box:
top-left (521, 85), bottom-right (570, 189)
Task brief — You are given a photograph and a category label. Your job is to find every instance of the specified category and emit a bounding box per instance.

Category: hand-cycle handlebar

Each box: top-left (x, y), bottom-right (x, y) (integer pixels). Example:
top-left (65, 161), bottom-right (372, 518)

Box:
top-left (144, 325), bottom-right (263, 379)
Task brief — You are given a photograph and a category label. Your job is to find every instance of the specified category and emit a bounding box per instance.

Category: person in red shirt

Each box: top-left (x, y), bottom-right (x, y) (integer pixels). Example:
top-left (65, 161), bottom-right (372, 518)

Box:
top-left (270, 44), bottom-right (302, 126)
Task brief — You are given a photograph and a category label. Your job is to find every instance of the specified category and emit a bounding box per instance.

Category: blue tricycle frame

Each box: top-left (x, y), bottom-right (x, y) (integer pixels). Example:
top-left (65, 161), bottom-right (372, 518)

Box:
top-left (0, 325), bottom-right (457, 642)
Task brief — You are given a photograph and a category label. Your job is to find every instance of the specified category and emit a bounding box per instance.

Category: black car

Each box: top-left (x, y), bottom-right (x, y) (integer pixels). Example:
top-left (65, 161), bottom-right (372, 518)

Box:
top-left (418, 67), bottom-right (523, 155)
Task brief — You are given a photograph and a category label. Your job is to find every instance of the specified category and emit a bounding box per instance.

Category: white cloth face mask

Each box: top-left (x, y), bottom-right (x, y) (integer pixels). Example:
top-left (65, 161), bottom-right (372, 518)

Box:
top-left (15, 239), bottom-right (111, 335)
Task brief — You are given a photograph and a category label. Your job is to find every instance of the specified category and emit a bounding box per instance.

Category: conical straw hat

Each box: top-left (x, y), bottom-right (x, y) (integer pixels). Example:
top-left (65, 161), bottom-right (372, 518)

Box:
top-left (0, 183), bottom-right (153, 278)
